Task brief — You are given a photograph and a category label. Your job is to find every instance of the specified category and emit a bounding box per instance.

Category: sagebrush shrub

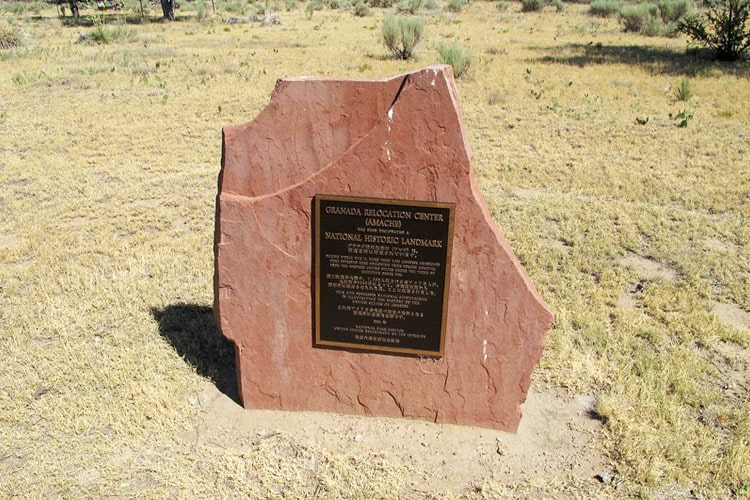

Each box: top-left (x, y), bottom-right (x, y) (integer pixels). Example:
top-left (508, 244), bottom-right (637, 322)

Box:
top-left (382, 14), bottom-right (424, 59)
top-left (657, 0), bottom-right (691, 22)
top-left (446, 0), bottom-right (465, 12)
top-left (589, 0), bottom-right (622, 17)
top-left (495, 0), bottom-right (510, 10)
top-left (551, 0), bottom-right (564, 11)
top-left (679, 0), bottom-right (750, 60)
top-left (437, 40), bottom-right (472, 77)
top-left (521, 0), bottom-right (543, 12)
top-left (367, 0), bottom-right (397, 7)
top-left (619, 3), bottom-right (658, 31)
top-left (352, 0), bottom-right (370, 13)
top-left (397, 0), bottom-right (422, 13)
top-left (79, 23), bottom-right (136, 44)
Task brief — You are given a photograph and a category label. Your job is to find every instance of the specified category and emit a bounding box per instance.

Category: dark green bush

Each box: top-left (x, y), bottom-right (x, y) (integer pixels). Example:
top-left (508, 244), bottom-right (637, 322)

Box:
top-left (679, 0), bottom-right (750, 60)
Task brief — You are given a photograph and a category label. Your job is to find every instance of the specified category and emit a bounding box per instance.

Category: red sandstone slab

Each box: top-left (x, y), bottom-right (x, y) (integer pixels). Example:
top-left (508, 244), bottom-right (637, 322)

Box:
top-left (214, 65), bottom-right (553, 431)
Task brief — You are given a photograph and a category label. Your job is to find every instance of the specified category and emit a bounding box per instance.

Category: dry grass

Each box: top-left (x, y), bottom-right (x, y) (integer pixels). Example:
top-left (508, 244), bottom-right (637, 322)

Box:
top-left (1, 0), bottom-right (749, 496)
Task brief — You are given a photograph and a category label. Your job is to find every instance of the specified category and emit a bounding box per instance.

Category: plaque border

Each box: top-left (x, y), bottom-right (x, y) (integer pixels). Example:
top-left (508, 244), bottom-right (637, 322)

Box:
top-left (314, 194), bottom-right (455, 357)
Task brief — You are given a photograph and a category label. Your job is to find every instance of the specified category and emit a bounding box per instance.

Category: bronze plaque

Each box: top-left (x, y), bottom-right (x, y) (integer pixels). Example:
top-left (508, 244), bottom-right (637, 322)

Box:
top-left (314, 195), bottom-right (455, 356)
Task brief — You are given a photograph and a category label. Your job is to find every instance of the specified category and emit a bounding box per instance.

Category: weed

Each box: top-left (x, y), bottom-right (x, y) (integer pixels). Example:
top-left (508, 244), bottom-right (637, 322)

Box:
top-left (382, 14), bottom-right (424, 59)
top-left (589, 0), bottom-right (622, 17)
top-left (424, 0), bottom-right (438, 9)
top-left (79, 23), bottom-right (136, 44)
top-left (679, 0), bottom-right (750, 61)
top-left (486, 89), bottom-right (502, 105)
top-left (367, 0), bottom-right (396, 7)
top-left (619, 3), bottom-right (658, 32)
top-left (673, 79), bottom-right (693, 101)
top-left (672, 108), bottom-right (694, 127)
top-left (0, 23), bottom-right (28, 50)
top-left (397, 0), bottom-right (422, 13)
top-left (522, 0), bottom-right (544, 12)
top-left (437, 40), bottom-right (472, 77)
top-left (446, 0), bottom-right (465, 12)
top-left (551, 0), bottom-right (564, 11)
top-left (11, 70), bottom-right (46, 85)
top-left (0, 1), bottom-right (46, 15)
top-left (657, 0), bottom-right (691, 22)
top-left (496, 0), bottom-right (510, 10)
top-left (353, 0), bottom-right (370, 14)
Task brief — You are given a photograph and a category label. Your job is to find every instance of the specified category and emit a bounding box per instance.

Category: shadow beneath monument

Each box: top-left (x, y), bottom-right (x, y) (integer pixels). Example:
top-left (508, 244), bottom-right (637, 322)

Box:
top-left (151, 304), bottom-right (240, 404)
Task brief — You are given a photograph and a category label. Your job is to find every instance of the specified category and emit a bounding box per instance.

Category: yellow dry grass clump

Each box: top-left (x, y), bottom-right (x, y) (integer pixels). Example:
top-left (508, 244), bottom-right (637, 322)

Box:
top-left (1, 0), bottom-right (749, 497)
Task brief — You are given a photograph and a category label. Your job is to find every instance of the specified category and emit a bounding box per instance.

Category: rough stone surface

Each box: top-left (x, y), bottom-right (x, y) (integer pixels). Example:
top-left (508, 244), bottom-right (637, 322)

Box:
top-left (214, 65), bottom-right (553, 431)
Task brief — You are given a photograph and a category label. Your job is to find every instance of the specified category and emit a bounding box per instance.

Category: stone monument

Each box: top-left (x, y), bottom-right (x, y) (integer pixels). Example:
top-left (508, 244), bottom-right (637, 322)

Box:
top-left (214, 65), bottom-right (553, 431)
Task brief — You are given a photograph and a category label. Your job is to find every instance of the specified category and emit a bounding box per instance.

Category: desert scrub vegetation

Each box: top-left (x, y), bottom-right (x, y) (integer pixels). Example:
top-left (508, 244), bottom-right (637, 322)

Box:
top-left (445, 0), bottom-right (465, 12)
top-left (352, 0), bottom-right (370, 14)
top-left (396, 0), bottom-right (422, 14)
top-left (77, 22), bottom-right (136, 44)
top-left (618, 1), bottom-right (689, 36)
top-left (679, 0), bottom-right (750, 60)
top-left (382, 14), bottom-right (424, 59)
top-left (673, 78), bottom-right (694, 101)
top-left (437, 40), bottom-right (472, 77)
top-left (522, 0), bottom-right (544, 11)
top-left (589, 0), bottom-right (622, 17)
top-left (0, 22), bottom-right (27, 49)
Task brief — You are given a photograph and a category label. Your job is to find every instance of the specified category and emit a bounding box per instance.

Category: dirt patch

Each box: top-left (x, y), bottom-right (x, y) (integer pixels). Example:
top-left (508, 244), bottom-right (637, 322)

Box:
top-left (0, 233), bottom-right (21, 249)
top-left (184, 383), bottom-right (607, 493)
top-left (711, 301), bottom-right (750, 331)
top-left (542, 238), bottom-right (571, 253)
top-left (511, 188), bottom-right (545, 200)
top-left (619, 253), bottom-right (678, 282)
top-left (704, 238), bottom-right (738, 254)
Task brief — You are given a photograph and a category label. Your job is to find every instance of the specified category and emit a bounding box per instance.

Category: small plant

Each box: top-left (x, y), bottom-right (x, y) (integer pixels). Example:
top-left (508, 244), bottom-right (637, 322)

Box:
top-left (352, 0), bottom-right (370, 14)
top-left (0, 23), bottom-right (27, 50)
top-left (619, 3), bottom-right (658, 32)
top-left (495, 0), bottom-right (510, 10)
top-left (445, 0), bottom-right (465, 12)
top-left (367, 0), bottom-right (396, 7)
top-left (551, 0), bottom-right (564, 11)
top-left (194, 1), bottom-right (210, 20)
top-left (285, 0), bottom-right (299, 10)
top-left (397, 0), bottom-right (422, 13)
top-left (672, 108), bottom-right (694, 127)
top-left (305, 0), bottom-right (323, 16)
top-left (679, 0), bottom-right (750, 61)
top-left (437, 40), bottom-right (472, 77)
top-left (673, 79), bottom-right (694, 101)
top-left (657, 0), bottom-right (691, 22)
top-left (521, 0), bottom-right (543, 12)
top-left (589, 0), bottom-right (622, 17)
top-left (382, 14), bottom-right (424, 60)
top-left (79, 23), bottom-right (136, 44)
top-left (423, 0), bottom-right (438, 9)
